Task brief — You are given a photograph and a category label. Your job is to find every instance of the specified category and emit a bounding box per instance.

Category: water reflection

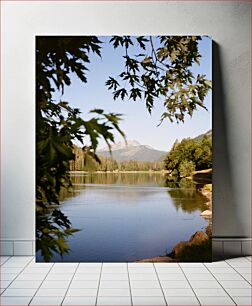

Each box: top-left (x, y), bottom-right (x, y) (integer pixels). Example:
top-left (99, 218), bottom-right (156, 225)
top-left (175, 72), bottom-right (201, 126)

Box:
top-left (41, 173), bottom-right (209, 262)
top-left (70, 172), bottom-right (168, 186)
top-left (62, 173), bottom-right (207, 214)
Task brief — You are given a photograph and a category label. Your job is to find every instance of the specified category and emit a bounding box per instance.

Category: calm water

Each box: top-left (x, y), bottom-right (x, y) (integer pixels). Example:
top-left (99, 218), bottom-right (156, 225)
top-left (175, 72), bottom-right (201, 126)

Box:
top-left (38, 173), bottom-right (208, 262)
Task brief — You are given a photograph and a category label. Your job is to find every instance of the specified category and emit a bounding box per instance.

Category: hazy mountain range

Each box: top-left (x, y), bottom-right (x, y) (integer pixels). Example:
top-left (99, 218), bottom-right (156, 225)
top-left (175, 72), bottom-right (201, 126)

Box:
top-left (194, 129), bottom-right (212, 141)
top-left (97, 130), bottom-right (212, 163)
top-left (98, 140), bottom-right (167, 162)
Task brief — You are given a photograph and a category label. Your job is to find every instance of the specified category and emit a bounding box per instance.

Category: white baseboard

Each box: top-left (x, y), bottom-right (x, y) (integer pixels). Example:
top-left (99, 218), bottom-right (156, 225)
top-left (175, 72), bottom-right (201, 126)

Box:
top-left (0, 240), bottom-right (34, 256)
top-left (212, 237), bottom-right (251, 259)
top-left (0, 238), bottom-right (251, 258)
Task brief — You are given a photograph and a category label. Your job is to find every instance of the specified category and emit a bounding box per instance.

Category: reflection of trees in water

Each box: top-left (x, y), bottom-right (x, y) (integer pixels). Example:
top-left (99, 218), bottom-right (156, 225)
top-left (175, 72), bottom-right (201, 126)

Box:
top-left (166, 178), bottom-right (208, 213)
top-left (60, 174), bottom-right (208, 214)
top-left (70, 172), bottom-right (167, 186)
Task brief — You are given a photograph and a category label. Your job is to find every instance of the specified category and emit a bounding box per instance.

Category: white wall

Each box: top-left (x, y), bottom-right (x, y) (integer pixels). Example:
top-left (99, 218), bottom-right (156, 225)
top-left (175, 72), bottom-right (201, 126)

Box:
top-left (1, 2), bottom-right (251, 250)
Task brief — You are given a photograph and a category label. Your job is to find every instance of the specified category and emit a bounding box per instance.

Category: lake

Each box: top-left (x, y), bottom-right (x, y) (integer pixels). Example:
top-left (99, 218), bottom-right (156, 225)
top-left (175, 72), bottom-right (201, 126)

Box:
top-left (37, 172), bottom-right (209, 262)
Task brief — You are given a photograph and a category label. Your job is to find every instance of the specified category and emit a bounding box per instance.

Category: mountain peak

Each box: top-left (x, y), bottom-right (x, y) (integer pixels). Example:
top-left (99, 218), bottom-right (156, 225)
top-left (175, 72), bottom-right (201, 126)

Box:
top-left (99, 139), bottom-right (144, 152)
top-left (98, 140), bottom-right (166, 162)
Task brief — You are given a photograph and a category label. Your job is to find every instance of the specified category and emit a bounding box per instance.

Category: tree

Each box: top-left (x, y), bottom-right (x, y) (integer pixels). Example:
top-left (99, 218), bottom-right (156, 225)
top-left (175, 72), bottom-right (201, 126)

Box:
top-left (164, 134), bottom-right (212, 178)
top-left (179, 160), bottom-right (196, 178)
top-left (106, 36), bottom-right (211, 123)
top-left (36, 36), bottom-right (211, 261)
top-left (36, 37), bottom-right (125, 261)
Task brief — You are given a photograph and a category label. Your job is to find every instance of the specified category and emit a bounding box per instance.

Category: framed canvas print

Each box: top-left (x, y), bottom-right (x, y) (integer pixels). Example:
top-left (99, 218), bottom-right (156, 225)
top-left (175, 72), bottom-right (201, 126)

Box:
top-left (36, 36), bottom-right (212, 262)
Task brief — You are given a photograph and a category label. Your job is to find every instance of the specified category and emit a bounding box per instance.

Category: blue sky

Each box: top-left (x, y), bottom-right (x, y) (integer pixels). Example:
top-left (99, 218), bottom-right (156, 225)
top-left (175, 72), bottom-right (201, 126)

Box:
top-left (56, 36), bottom-right (212, 151)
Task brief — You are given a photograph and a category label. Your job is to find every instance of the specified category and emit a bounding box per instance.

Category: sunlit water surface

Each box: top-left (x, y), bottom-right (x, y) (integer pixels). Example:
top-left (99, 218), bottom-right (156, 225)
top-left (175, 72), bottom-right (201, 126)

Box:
top-left (37, 173), bottom-right (208, 262)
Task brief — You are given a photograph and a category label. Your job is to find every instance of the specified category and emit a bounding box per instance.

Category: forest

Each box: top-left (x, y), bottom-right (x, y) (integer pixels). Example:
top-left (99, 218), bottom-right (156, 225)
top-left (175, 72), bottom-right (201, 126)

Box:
top-left (69, 132), bottom-right (212, 176)
top-left (69, 146), bottom-right (164, 172)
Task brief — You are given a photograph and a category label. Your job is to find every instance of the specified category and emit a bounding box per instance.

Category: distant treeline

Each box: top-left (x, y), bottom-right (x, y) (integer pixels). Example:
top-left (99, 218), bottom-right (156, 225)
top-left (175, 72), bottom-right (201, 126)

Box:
top-left (69, 147), bottom-right (164, 171)
top-left (70, 134), bottom-right (212, 175)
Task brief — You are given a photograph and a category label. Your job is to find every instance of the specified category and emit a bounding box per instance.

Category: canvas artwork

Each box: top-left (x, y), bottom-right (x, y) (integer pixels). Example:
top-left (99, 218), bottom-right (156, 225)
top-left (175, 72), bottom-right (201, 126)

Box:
top-left (36, 36), bottom-right (212, 262)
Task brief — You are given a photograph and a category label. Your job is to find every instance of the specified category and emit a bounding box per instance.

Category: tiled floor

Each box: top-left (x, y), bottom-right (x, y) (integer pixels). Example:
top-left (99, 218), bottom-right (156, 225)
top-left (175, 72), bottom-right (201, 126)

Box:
top-left (0, 256), bottom-right (251, 305)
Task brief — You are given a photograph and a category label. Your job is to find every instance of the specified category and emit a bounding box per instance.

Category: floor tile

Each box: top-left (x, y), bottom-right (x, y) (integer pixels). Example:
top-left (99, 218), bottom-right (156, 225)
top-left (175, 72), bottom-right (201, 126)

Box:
top-left (198, 296), bottom-right (236, 305)
top-left (179, 263), bottom-right (205, 267)
top-left (227, 257), bottom-right (250, 263)
top-left (228, 262), bottom-right (252, 268)
top-left (16, 273), bottom-right (46, 281)
top-left (225, 288), bottom-right (252, 296)
top-left (40, 280), bottom-right (71, 288)
top-left (1, 267), bottom-right (23, 274)
top-left (160, 280), bottom-right (191, 288)
top-left (214, 273), bottom-right (246, 281)
top-left (0, 296), bottom-right (32, 305)
top-left (99, 281), bottom-right (129, 289)
top-left (30, 296), bottom-right (64, 305)
top-left (189, 280), bottom-right (222, 288)
top-left (205, 261), bottom-right (230, 268)
top-left (207, 267), bottom-right (236, 274)
top-left (1, 274), bottom-right (17, 281)
top-left (62, 296), bottom-right (96, 305)
top-left (35, 287), bottom-right (67, 296)
top-left (158, 273), bottom-right (186, 281)
top-left (128, 268), bottom-right (155, 274)
top-left (165, 296), bottom-right (200, 305)
top-left (45, 273), bottom-right (73, 281)
top-left (130, 280), bottom-right (160, 289)
top-left (163, 288), bottom-right (195, 296)
top-left (74, 273), bottom-right (100, 281)
top-left (97, 296), bottom-right (132, 305)
top-left (194, 288), bottom-right (228, 296)
top-left (102, 267), bottom-right (128, 274)
top-left (0, 280), bottom-right (12, 288)
top-left (102, 263), bottom-right (126, 267)
top-left (0, 256), bottom-right (10, 263)
top-left (1, 288), bottom-right (37, 296)
top-left (98, 288), bottom-right (130, 296)
top-left (232, 296), bottom-right (252, 305)
top-left (219, 280), bottom-right (252, 288)
top-left (66, 288), bottom-right (98, 296)
top-left (185, 273), bottom-right (215, 281)
top-left (79, 262), bottom-right (102, 267)
top-left (2, 261), bottom-right (28, 268)
top-left (8, 256), bottom-right (33, 262)
top-left (8, 280), bottom-right (42, 289)
top-left (241, 274), bottom-right (252, 283)
top-left (129, 273), bottom-right (158, 281)
top-left (155, 267), bottom-right (182, 273)
top-left (129, 262), bottom-right (154, 267)
top-left (154, 262), bottom-right (179, 268)
top-left (27, 262), bottom-right (53, 268)
top-left (50, 267), bottom-right (77, 274)
top-left (70, 280), bottom-right (99, 288)
top-left (234, 267), bottom-right (252, 274)
top-left (131, 288), bottom-right (163, 296)
top-left (132, 296), bottom-right (166, 305)
top-left (1, 256), bottom-right (251, 306)
top-left (22, 267), bottom-right (50, 274)
top-left (76, 267), bottom-right (101, 274)
top-left (182, 267), bottom-right (209, 274)
top-left (101, 273), bottom-right (128, 281)
top-left (53, 263), bottom-right (78, 268)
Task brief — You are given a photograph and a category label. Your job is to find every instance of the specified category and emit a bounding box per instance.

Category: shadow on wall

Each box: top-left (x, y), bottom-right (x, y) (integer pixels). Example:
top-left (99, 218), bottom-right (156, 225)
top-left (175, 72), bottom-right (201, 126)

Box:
top-left (212, 41), bottom-right (247, 260)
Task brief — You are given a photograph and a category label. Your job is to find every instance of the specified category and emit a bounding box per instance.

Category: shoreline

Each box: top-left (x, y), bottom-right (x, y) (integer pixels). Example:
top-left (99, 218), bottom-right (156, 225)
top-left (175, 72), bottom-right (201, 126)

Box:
top-left (136, 183), bottom-right (212, 263)
top-left (69, 170), bottom-right (169, 174)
